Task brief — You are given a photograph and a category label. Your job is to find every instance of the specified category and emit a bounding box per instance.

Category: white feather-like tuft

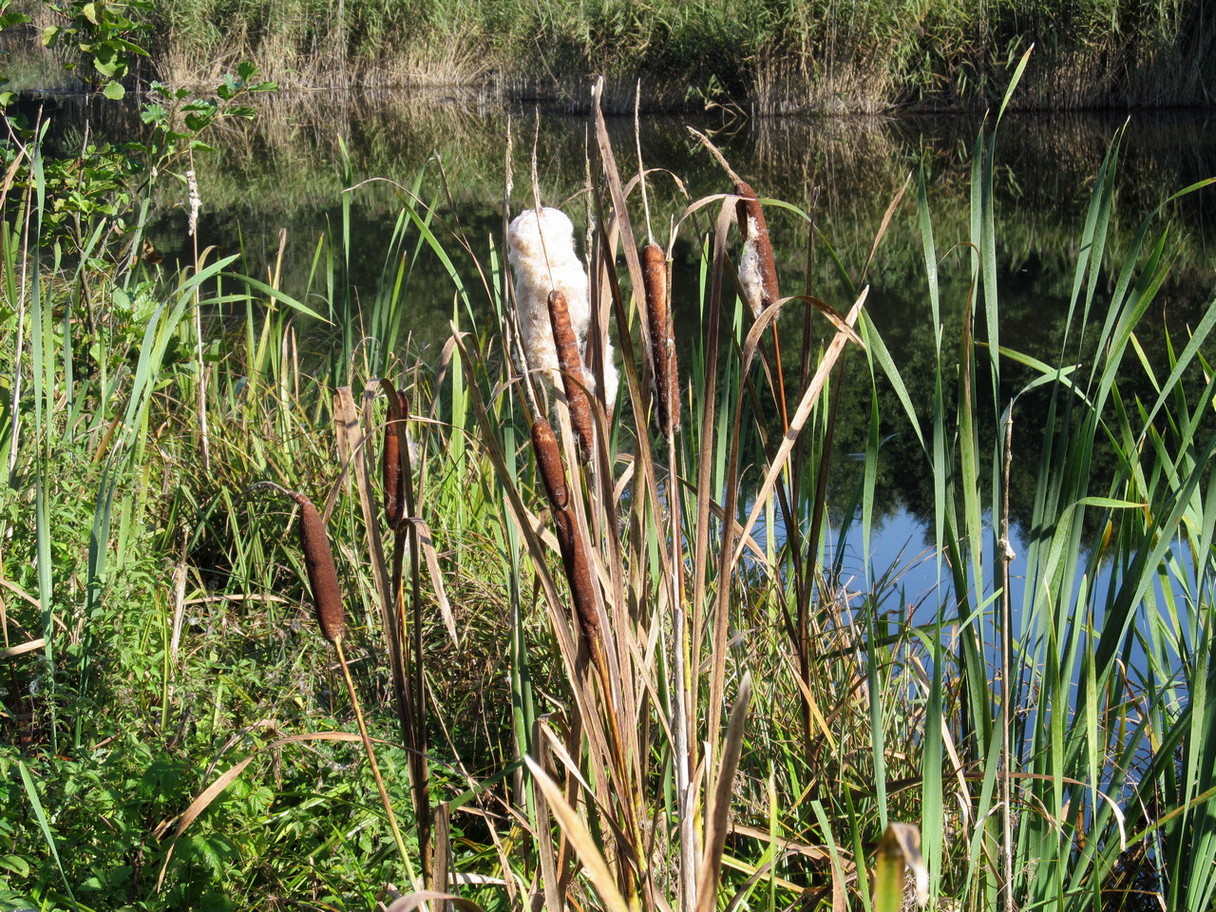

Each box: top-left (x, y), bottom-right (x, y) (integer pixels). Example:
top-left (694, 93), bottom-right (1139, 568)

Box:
top-left (507, 208), bottom-right (591, 379)
top-left (738, 214), bottom-right (766, 318)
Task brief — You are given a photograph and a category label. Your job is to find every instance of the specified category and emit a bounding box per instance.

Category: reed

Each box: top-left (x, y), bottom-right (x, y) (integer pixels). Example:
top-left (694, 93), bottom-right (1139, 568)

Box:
top-left (140, 0), bottom-right (1216, 110)
top-left (259, 483), bottom-right (416, 877)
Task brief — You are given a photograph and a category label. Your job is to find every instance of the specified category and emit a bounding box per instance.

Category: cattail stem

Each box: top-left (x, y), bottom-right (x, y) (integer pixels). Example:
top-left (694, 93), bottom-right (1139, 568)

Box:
top-left (270, 481), bottom-right (417, 882)
top-left (334, 636), bottom-right (416, 879)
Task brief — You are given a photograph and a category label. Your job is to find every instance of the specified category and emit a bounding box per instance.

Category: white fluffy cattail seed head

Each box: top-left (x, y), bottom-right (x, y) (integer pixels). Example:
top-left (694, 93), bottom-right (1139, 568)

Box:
top-left (186, 168), bottom-right (201, 238)
top-left (735, 183), bottom-right (779, 319)
top-left (507, 207), bottom-right (591, 381)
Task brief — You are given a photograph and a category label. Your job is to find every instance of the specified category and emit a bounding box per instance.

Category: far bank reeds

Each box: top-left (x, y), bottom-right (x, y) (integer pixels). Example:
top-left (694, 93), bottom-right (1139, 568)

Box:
top-left (65, 0), bottom-right (1215, 111)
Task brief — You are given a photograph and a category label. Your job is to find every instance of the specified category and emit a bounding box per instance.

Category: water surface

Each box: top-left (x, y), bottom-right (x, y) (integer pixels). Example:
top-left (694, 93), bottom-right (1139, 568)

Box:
top-left (53, 91), bottom-right (1216, 598)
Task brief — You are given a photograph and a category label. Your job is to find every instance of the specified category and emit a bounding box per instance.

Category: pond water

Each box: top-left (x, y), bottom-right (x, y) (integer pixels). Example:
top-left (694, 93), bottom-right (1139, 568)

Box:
top-left (44, 91), bottom-right (1216, 607)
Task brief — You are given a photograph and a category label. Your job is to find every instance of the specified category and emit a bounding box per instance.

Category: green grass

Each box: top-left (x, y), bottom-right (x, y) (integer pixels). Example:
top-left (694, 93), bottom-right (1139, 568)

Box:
top-left (1, 56), bottom-right (1215, 912)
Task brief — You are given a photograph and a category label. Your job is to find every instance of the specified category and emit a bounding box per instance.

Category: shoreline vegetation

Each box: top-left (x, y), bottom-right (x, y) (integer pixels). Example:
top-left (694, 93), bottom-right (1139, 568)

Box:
top-left (4, 5), bottom-right (1216, 911)
top-left (7, 0), bottom-right (1216, 113)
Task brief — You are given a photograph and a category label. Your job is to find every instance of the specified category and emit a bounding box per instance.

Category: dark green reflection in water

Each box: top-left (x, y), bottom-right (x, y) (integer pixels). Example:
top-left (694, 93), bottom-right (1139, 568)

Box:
top-left (133, 94), bottom-right (1214, 537)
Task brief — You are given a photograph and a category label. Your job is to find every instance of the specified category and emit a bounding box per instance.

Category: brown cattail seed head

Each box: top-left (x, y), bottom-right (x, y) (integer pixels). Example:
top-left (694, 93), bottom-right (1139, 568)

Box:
top-left (383, 418), bottom-right (404, 528)
top-left (530, 417), bottom-right (569, 511)
top-left (548, 289), bottom-right (595, 461)
top-left (735, 181), bottom-right (779, 319)
top-left (290, 492), bottom-right (345, 644)
top-left (642, 242), bottom-right (680, 433)
top-left (529, 417), bottom-right (603, 672)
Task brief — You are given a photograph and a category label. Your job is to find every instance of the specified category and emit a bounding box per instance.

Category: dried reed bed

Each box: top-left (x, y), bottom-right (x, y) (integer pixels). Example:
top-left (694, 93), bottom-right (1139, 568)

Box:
top-left (141, 0), bottom-right (1215, 109)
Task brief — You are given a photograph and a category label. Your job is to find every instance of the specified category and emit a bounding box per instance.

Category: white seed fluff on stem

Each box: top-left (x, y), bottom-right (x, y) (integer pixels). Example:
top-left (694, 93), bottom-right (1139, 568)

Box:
top-left (599, 339), bottom-right (619, 413)
top-left (507, 207), bottom-right (591, 381)
top-left (738, 214), bottom-right (767, 318)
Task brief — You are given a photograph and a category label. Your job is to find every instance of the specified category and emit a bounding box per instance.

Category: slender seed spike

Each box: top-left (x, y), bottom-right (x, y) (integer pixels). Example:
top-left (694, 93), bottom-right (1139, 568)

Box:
top-left (289, 492), bottom-right (345, 644)
top-left (531, 417), bottom-right (569, 511)
top-left (735, 180), bottom-right (780, 319)
top-left (382, 417), bottom-right (404, 528)
top-left (642, 242), bottom-right (680, 432)
top-left (548, 289), bottom-right (595, 460)
top-left (530, 418), bottom-right (604, 672)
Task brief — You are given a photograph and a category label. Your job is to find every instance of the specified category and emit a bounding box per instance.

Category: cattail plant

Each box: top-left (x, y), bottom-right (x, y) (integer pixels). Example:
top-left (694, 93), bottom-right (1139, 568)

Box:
top-left (689, 128), bottom-right (789, 427)
top-left (641, 241), bottom-right (679, 433)
top-left (256, 483), bottom-right (414, 878)
top-left (508, 205), bottom-right (621, 423)
top-left (734, 180), bottom-right (780, 320)
top-left (287, 490), bottom-right (346, 644)
top-left (688, 128), bottom-right (781, 318)
top-left (547, 289), bottom-right (595, 460)
top-left (374, 380), bottom-right (433, 886)
top-left (507, 207), bottom-right (591, 383)
top-left (736, 179), bottom-right (790, 428)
